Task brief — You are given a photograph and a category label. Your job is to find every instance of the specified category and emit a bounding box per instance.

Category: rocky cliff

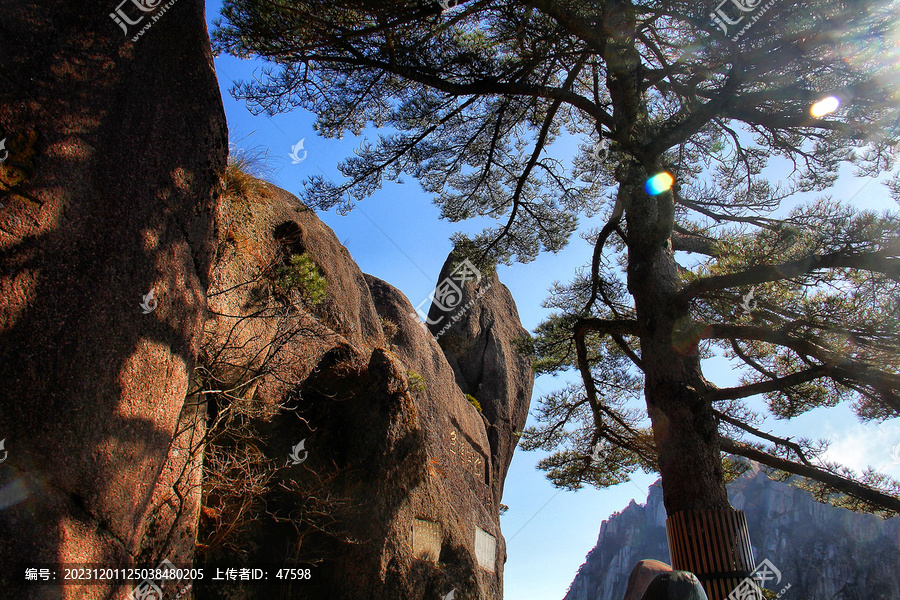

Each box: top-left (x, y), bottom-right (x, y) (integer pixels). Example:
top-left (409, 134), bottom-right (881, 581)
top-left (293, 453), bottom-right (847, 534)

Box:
top-left (191, 182), bottom-right (532, 600)
top-left (0, 1), bottom-right (226, 598)
top-left (0, 3), bottom-right (532, 598)
top-left (563, 464), bottom-right (900, 600)
top-left (427, 253), bottom-right (533, 506)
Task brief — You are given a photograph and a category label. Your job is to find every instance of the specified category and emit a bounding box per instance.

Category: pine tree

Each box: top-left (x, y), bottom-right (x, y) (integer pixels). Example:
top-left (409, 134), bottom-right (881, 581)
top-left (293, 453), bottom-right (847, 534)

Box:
top-left (212, 0), bottom-right (900, 577)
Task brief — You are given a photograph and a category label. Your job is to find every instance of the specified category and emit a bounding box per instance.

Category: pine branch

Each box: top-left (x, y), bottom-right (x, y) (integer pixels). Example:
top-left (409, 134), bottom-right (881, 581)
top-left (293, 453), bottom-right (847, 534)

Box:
top-left (714, 410), bottom-right (814, 467)
top-left (672, 228), bottom-right (719, 256)
top-left (708, 366), bottom-right (829, 402)
top-left (720, 438), bottom-right (900, 516)
top-left (706, 324), bottom-right (900, 415)
top-left (681, 249), bottom-right (900, 301)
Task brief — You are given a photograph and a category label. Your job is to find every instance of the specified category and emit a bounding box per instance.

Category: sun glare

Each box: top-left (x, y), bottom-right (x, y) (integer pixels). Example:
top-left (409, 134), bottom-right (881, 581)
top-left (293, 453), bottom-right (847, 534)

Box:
top-left (810, 96), bottom-right (841, 118)
top-left (645, 172), bottom-right (675, 195)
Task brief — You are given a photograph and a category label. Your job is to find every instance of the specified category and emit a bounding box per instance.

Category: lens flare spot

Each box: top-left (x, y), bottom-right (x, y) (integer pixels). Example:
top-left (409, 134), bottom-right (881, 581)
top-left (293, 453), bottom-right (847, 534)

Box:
top-left (645, 172), bottom-right (675, 195)
top-left (810, 96), bottom-right (840, 118)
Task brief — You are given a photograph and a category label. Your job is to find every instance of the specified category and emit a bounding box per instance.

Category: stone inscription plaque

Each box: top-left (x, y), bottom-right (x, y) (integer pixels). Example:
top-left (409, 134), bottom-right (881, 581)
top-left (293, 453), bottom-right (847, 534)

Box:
top-left (412, 518), bottom-right (441, 562)
top-left (474, 527), bottom-right (497, 572)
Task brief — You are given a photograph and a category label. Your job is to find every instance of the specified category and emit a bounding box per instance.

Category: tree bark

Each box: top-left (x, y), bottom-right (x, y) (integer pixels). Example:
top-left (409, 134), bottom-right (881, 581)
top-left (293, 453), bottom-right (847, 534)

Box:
top-left (625, 168), bottom-right (731, 515)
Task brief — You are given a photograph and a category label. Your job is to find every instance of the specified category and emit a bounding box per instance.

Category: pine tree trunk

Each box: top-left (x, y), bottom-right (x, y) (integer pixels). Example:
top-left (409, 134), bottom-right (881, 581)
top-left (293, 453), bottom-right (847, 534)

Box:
top-left (622, 168), bottom-right (756, 599)
top-left (624, 170), bottom-right (730, 515)
top-left (607, 6), bottom-right (744, 592)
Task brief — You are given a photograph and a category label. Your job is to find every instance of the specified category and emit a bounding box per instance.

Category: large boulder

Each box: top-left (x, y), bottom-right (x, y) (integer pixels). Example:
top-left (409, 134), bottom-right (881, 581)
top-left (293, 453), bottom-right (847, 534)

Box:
top-left (193, 183), bottom-right (532, 600)
top-left (624, 560), bottom-right (675, 600)
top-left (641, 571), bottom-right (708, 600)
top-left (0, 1), bottom-right (226, 598)
top-left (425, 254), bottom-right (533, 504)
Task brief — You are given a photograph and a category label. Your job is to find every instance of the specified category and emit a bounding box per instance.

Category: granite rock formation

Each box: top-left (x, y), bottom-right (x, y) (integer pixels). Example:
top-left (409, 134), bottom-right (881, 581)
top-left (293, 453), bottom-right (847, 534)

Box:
top-left (0, 1), bottom-right (226, 598)
top-left (0, 4), bottom-right (531, 597)
top-left (622, 560), bottom-right (672, 600)
top-left (564, 463), bottom-right (900, 600)
top-left (193, 183), bottom-right (532, 600)
top-left (639, 571), bottom-right (707, 600)
top-left (426, 255), bottom-right (533, 505)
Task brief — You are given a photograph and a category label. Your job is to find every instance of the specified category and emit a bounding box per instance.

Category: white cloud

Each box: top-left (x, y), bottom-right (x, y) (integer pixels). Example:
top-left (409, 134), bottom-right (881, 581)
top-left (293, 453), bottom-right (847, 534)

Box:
top-left (822, 421), bottom-right (900, 478)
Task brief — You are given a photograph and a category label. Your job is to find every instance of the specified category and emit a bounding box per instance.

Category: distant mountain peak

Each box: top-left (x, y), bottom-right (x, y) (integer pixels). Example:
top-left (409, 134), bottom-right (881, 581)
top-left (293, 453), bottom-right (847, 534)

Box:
top-left (564, 466), bottom-right (900, 600)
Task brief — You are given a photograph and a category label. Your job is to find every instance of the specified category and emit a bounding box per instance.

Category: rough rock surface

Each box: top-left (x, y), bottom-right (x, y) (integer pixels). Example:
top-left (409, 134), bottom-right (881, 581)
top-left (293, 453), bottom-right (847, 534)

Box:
top-left (623, 560), bottom-right (673, 600)
top-left (564, 464), bottom-right (900, 600)
top-left (639, 571), bottom-right (707, 600)
top-left (0, 1), bottom-right (226, 598)
top-left (193, 183), bottom-right (532, 600)
top-left (426, 255), bottom-right (533, 504)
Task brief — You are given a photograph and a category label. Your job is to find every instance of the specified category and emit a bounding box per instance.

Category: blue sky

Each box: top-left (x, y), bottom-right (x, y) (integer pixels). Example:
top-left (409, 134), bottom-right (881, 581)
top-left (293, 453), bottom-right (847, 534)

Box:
top-left (204, 5), bottom-right (900, 598)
